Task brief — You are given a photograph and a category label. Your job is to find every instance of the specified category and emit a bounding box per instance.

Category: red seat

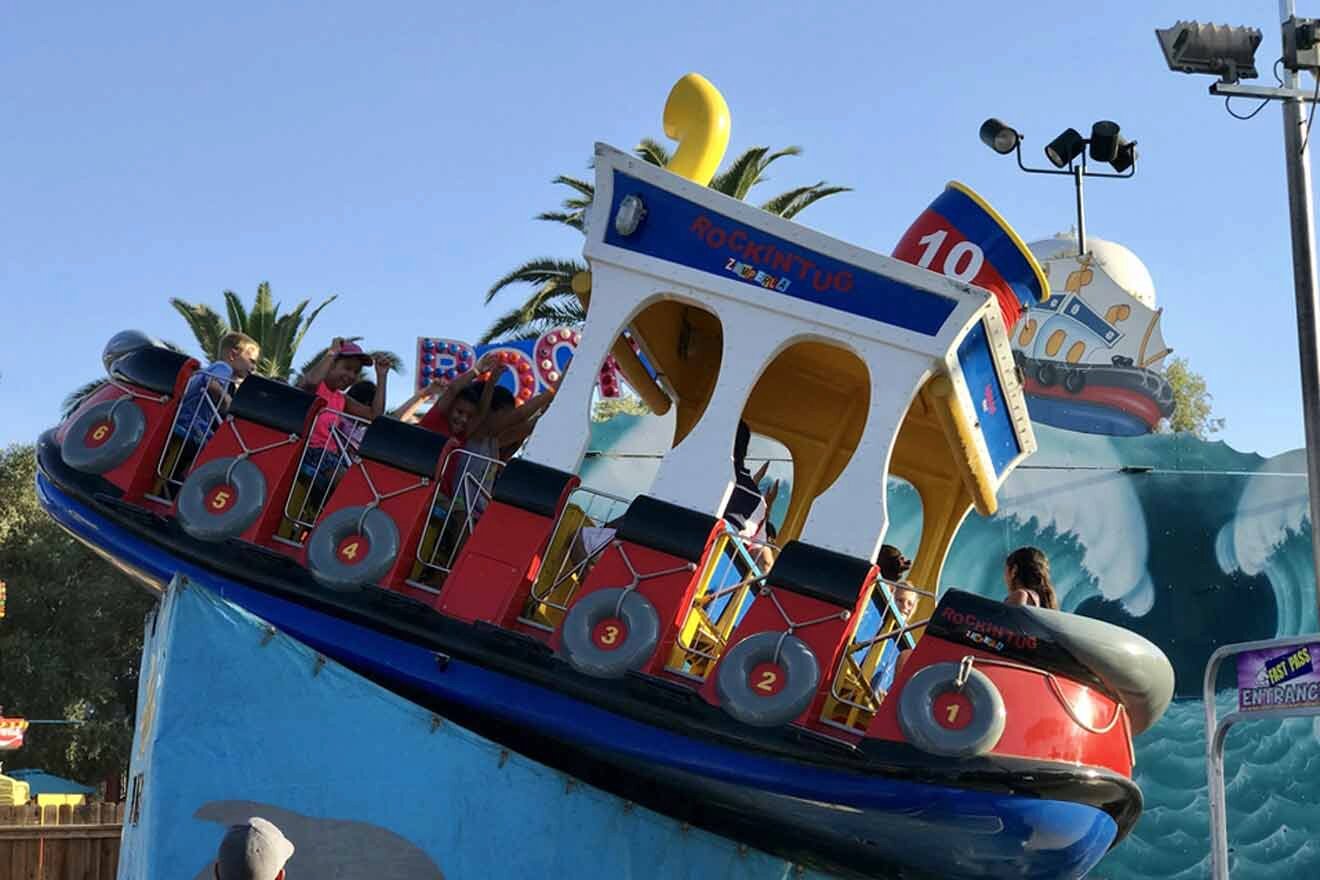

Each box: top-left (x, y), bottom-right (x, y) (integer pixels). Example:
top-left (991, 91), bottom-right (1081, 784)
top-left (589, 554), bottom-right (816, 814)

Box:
top-left (176, 376), bottom-right (326, 549)
top-left (57, 347), bottom-right (198, 505)
top-left (299, 417), bottom-right (451, 597)
top-left (866, 590), bottom-right (1136, 776)
top-left (435, 459), bottom-right (579, 631)
top-left (548, 496), bottom-right (722, 679)
top-left (699, 542), bottom-right (874, 735)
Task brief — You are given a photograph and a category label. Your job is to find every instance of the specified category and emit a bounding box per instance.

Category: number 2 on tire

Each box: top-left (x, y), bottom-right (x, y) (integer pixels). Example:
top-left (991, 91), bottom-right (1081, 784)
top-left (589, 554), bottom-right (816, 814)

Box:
top-left (756, 670), bottom-right (778, 692)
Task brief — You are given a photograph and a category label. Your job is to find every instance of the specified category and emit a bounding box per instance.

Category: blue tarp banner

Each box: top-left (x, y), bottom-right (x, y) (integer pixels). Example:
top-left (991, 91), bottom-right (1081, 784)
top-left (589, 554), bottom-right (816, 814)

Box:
top-left (119, 578), bottom-right (836, 879)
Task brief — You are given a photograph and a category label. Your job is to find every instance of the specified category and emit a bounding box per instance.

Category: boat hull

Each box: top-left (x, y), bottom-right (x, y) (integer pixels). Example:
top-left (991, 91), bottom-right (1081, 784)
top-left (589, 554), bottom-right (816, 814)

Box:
top-left (36, 436), bottom-right (1134, 880)
top-left (1017, 354), bottom-right (1175, 436)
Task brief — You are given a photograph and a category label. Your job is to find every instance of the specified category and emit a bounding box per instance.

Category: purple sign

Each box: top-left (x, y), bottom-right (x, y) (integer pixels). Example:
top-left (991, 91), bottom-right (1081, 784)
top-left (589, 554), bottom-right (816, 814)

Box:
top-left (1236, 643), bottom-right (1320, 713)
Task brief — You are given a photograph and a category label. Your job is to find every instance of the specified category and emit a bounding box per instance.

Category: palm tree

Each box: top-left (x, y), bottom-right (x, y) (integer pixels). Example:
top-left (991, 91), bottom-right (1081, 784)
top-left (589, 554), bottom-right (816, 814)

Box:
top-left (60, 340), bottom-right (188, 420)
top-left (169, 282), bottom-right (338, 381)
top-left (59, 284), bottom-right (398, 421)
top-left (481, 140), bottom-right (850, 343)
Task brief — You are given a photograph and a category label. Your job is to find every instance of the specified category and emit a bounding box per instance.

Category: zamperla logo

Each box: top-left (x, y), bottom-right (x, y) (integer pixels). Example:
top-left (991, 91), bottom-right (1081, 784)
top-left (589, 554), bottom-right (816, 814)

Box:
top-left (967, 630), bottom-right (1006, 653)
top-left (941, 607), bottom-right (1038, 652)
top-left (690, 215), bottom-right (855, 294)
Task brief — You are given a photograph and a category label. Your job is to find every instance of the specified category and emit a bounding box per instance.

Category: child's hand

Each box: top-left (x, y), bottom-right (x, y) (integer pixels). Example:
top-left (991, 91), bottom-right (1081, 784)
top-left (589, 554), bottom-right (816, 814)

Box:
top-left (330, 337), bottom-right (345, 355)
top-left (475, 352), bottom-right (501, 373)
top-left (764, 479), bottom-right (780, 508)
top-left (374, 360), bottom-right (390, 381)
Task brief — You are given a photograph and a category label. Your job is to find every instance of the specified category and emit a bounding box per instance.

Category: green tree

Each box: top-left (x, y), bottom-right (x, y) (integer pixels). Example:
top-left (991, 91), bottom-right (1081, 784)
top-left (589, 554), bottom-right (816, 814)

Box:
top-left (591, 395), bottom-right (653, 422)
top-left (1161, 356), bottom-right (1226, 438)
top-left (481, 141), bottom-right (850, 343)
top-left (170, 282), bottom-right (338, 380)
top-left (0, 444), bottom-right (154, 790)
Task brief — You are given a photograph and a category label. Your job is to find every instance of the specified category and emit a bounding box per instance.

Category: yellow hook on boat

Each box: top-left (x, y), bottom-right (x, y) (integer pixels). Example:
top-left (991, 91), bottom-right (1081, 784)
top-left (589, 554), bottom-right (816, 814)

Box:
top-left (663, 73), bottom-right (731, 186)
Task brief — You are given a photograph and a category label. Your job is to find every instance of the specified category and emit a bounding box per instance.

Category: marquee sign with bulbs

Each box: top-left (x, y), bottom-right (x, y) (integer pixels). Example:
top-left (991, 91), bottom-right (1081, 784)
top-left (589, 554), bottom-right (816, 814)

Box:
top-left (415, 327), bottom-right (641, 402)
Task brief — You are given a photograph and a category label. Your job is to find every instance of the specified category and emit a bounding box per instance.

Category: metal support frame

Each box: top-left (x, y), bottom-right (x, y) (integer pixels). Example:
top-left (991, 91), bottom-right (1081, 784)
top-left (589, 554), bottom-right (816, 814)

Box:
top-left (1280, 0), bottom-right (1320, 637)
top-left (1163, 9), bottom-right (1320, 877)
top-left (1195, 0), bottom-right (1320, 634)
top-left (410, 448), bottom-right (505, 581)
top-left (1006, 138), bottom-right (1135, 257)
top-left (1202, 634), bottom-right (1320, 880)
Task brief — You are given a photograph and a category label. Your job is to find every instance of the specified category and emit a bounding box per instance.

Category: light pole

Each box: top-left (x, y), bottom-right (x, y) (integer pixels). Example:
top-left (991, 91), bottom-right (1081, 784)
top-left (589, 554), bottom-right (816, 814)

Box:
top-left (1158, 8), bottom-right (1320, 877)
top-left (1158, 6), bottom-right (1320, 632)
top-left (978, 118), bottom-right (1138, 256)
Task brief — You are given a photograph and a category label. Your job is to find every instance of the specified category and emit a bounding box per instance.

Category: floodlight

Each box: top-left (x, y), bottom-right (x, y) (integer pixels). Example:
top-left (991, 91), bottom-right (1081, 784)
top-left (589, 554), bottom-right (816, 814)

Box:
top-left (1283, 16), bottom-right (1320, 71)
top-left (979, 118), bottom-right (1021, 155)
top-left (1090, 121), bottom-right (1121, 163)
top-left (1044, 128), bottom-right (1086, 168)
top-left (1156, 20), bottom-right (1263, 83)
top-left (1110, 139), bottom-right (1137, 173)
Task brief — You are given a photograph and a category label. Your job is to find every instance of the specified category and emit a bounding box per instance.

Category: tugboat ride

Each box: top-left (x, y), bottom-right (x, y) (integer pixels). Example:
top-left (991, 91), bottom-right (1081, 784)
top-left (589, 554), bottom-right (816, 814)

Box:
top-left (35, 75), bottom-right (1173, 879)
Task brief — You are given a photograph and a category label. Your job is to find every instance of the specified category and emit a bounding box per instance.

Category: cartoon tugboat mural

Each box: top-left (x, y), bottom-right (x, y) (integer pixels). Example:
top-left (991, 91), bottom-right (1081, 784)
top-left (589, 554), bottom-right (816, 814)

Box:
top-left (34, 74), bottom-right (1173, 879)
top-left (1011, 235), bottom-right (1174, 436)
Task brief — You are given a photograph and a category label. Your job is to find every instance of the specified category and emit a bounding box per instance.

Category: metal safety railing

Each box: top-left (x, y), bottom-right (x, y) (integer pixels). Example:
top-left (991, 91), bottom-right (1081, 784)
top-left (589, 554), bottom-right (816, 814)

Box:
top-left (821, 578), bottom-right (936, 732)
top-left (406, 447), bottom-right (506, 591)
top-left (664, 528), bottom-right (774, 682)
top-left (1203, 634), bottom-right (1320, 880)
top-left (147, 375), bottom-right (235, 503)
top-left (276, 411), bottom-right (373, 543)
top-left (517, 484), bottom-right (631, 629)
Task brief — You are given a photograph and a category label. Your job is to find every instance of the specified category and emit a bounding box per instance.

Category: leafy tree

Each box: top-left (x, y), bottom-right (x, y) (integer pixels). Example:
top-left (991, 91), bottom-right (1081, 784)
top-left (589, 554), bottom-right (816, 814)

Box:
top-left (1161, 356), bottom-right (1226, 438)
top-left (591, 394), bottom-right (652, 422)
top-left (0, 444), bottom-right (154, 791)
top-left (482, 141), bottom-right (850, 343)
top-left (170, 282), bottom-right (337, 380)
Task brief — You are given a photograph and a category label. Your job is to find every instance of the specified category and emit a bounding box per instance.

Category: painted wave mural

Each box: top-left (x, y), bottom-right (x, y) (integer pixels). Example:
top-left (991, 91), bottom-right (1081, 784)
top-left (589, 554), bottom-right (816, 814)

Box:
top-left (582, 413), bottom-right (1320, 878)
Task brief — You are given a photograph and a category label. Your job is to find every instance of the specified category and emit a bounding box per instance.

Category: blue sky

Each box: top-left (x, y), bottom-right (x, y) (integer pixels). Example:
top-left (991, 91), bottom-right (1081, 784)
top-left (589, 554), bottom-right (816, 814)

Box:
top-left (1, 1), bottom-right (1311, 456)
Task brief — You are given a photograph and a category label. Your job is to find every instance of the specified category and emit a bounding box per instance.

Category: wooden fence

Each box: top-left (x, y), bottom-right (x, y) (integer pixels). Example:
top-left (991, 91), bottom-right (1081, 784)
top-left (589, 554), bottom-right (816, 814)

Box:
top-left (0, 802), bottom-right (123, 880)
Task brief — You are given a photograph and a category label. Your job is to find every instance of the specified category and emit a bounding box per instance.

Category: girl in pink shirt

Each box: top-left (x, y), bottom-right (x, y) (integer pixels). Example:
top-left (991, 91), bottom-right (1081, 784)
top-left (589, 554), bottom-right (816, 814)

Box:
top-left (297, 339), bottom-right (387, 485)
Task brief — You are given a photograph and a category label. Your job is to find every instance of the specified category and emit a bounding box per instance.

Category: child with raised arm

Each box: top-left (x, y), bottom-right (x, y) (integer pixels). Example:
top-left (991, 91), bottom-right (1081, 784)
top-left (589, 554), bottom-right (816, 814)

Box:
top-left (445, 360), bottom-right (560, 511)
top-left (395, 352), bottom-right (503, 439)
top-left (296, 338), bottom-right (388, 489)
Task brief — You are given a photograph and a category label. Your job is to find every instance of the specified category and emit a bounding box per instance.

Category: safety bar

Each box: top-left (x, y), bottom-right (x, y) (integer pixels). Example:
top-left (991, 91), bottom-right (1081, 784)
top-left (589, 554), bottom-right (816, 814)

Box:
top-left (409, 447), bottom-right (506, 585)
top-left (518, 484), bottom-right (631, 630)
top-left (152, 375), bottom-right (236, 498)
top-left (824, 577), bottom-right (926, 724)
top-left (665, 527), bottom-right (770, 679)
top-left (1203, 634), bottom-right (1320, 880)
top-left (281, 411), bottom-right (373, 537)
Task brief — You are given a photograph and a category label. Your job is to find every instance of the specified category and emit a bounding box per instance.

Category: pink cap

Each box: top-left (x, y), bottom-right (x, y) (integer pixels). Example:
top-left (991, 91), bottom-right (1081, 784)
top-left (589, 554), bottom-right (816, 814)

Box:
top-left (336, 341), bottom-right (374, 365)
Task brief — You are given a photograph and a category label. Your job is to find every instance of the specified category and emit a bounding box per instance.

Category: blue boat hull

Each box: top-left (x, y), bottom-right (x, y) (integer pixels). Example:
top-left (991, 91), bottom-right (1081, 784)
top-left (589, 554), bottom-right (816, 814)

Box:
top-left (36, 462), bottom-right (1127, 880)
top-left (1025, 394), bottom-right (1153, 437)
